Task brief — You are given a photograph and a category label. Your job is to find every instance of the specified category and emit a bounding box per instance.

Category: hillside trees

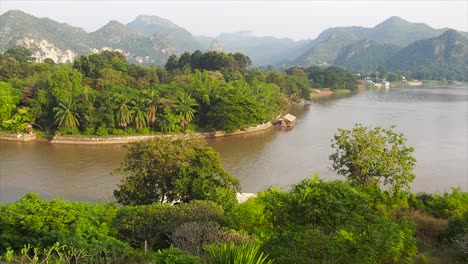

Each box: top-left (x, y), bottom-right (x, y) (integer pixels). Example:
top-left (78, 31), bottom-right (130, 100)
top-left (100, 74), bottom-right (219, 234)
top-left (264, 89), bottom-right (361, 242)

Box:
top-left (165, 50), bottom-right (251, 73)
top-left (307, 66), bottom-right (358, 90)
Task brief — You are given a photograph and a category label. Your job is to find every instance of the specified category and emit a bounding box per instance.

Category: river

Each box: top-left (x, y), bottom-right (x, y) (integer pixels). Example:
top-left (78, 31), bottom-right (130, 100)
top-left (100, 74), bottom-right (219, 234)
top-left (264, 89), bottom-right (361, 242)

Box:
top-left (1, 85), bottom-right (467, 203)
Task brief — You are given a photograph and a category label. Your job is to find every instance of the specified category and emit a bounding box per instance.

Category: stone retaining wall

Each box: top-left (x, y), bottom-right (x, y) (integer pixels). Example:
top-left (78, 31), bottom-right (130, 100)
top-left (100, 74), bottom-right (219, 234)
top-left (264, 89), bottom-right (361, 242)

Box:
top-left (0, 133), bottom-right (36, 142)
top-left (49, 122), bottom-right (273, 144)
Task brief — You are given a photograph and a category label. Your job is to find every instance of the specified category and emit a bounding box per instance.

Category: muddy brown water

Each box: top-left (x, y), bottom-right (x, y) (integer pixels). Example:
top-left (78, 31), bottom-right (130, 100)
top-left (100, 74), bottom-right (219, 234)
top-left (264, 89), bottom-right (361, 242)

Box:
top-left (1, 85), bottom-right (467, 203)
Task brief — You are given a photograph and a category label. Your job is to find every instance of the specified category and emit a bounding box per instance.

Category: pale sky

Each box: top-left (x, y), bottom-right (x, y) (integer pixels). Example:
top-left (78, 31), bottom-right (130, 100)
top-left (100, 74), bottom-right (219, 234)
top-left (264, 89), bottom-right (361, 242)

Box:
top-left (1, 0), bottom-right (467, 40)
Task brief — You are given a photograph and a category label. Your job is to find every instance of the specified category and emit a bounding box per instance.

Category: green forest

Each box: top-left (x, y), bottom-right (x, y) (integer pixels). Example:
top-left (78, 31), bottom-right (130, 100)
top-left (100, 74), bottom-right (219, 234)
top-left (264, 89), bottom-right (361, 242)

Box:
top-left (0, 126), bottom-right (467, 263)
top-left (0, 46), bottom-right (361, 136)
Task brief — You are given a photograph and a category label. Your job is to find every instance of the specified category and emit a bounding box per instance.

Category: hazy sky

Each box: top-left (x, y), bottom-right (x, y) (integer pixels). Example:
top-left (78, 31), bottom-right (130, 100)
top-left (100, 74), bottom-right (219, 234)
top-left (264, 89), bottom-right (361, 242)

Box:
top-left (1, 0), bottom-right (467, 40)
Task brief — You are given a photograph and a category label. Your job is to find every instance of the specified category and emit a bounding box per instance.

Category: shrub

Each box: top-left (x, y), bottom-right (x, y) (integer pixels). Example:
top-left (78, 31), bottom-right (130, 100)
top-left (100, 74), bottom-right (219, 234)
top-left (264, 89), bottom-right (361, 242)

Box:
top-left (84, 126), bottom-right (95, 136)
top-left (96, 125), bottom-right (108, 136)
top-left (171, 222), bottom-right (249, 255)
top-left (204, 242), bottom-right (273, 264)
top-left (153, 247), bottom-right (202, 264)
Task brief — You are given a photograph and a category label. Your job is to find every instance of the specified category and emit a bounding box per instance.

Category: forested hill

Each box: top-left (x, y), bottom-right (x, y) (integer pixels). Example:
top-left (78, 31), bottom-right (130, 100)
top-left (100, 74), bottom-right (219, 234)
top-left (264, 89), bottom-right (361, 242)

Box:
top-left (290, 16), bottom-right (461, 68)
top-left (386, 30), bottom-right (468, 80)
top-left (333, 40), bottom-right (401, 72)
top-left (126, 14), bottom-right (203, 53)
top-left (0, 10), bottom-right (181, 65)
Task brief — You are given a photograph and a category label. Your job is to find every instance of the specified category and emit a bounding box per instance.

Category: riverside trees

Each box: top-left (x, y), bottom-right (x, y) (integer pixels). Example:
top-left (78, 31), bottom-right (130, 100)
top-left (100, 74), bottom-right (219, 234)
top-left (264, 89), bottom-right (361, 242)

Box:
top-left (113, 137), bottom-right (240, 206)
top-left (329, 124), bottom-right (416, 193)
top-left (0, 47), bottom-right (290, 135)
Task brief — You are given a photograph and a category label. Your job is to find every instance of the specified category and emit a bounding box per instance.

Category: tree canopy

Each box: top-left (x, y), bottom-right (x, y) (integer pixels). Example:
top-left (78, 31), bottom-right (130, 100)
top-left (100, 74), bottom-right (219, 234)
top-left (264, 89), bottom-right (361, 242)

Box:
top-left (329, 124), bottom-right (416, 193)
top-left (114, 137), bottom-right (240, 205)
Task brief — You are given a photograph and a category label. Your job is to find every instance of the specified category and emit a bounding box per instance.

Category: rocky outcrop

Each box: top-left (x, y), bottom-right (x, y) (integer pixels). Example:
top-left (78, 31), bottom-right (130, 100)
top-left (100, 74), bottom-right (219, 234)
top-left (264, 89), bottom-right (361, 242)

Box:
top-left (16, 37), bottom-right (77, 63)
top-left (209, 39), bottom-right (224, 52)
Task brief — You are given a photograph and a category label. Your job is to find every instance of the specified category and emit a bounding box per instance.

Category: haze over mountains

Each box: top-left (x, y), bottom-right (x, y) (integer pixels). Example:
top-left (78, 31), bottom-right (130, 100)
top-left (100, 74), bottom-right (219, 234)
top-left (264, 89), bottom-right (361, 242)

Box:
top-left (1, 10), bottom-right (467, 74)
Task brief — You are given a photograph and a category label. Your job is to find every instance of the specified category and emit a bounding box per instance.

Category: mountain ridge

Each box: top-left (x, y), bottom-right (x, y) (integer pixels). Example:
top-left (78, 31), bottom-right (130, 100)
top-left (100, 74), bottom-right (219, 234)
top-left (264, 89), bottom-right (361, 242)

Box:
top-left (1, 10), bottom-right (466, 70)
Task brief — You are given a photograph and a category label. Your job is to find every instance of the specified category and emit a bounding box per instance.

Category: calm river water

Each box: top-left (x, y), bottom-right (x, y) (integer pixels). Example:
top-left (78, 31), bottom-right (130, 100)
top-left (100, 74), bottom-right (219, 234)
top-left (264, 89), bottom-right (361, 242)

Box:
top-left (1, 85), bottom-right (467, 203)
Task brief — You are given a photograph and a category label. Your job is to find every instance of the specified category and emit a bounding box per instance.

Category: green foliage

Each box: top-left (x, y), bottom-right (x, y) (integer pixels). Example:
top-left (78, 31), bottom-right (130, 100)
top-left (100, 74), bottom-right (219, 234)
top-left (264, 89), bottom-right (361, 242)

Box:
top-left (113, 203), bottom-right (174, 250)
top-left (386, 30), bottom-right (468, 81)
top-left (439, 212), bottom-right (468, 244)
top-left (333, 40), bottom-right (401, 72)
top-left (0, 81), bottom-right (20, 128)
top-left (1, 48), bottom-right (297, 136)
top-left (0, 45), bottom-right (34, 63)
top-left (330, 124), bottom-right (416, 193)
top-left (172, 222), bottom-right (249, 255)
top-left (207, 89), bottom-right (266, 133)
top-left (1, 107), bottom-right (32, 133)
top-left (307, 66), bottom-right (358, 90)
top-left (0, 193), bottom-right (129, 260)
top-left (257, 176), bottom-right (417, 263)
top-left (114, 137), bottom-right (240, 205)
top-left (165, 50), bottom-right (251, 73)
top-left (53, 98), bottom-right (80, 131)
top-left (204, 242), bottom-right (273, 264)
top-left (226, 198), bottom-right (271, 238)
top-left (409, 188), bottom-right (468, 219)
top-left (153, 247), bottom-right (203, 264)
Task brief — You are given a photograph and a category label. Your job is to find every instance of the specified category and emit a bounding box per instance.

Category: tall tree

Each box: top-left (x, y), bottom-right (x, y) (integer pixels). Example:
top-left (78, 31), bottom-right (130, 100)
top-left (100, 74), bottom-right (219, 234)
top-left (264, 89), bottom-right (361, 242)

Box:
top-left (53, 98), bottom-right (80, 131)
top-left (143, 88), bottom-right (160, 131)
top-left (114, 92), bottom-right (134, 133)
top-left (174, 91), bottom-right (198, 131)
top-left (329, 124), bottom-right (416, 193)
top-left (114, 138), bottom-right (240, 205)
top-left (132, 98), bottom-right (148, 131)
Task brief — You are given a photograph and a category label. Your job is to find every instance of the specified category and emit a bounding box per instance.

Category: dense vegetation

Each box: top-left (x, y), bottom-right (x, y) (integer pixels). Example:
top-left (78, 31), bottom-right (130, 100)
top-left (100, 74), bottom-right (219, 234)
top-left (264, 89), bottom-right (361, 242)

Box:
top-left (0, 46), bottom-right (362, 136)
top-left (1, 125), bottom-right (467, 263)
top-left (386, 30), bottom-right (468, 81)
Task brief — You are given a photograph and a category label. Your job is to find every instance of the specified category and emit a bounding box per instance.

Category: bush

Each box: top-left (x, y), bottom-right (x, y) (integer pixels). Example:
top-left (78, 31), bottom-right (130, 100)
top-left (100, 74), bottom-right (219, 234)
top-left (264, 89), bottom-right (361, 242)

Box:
top-left (84, 127), bottom-right (95, 136)
top-left (96, 125), bottom-right (109, 136)
top-left (111, 128), bottom-right (125, 135)
top-left (153, 247), bottom-right (202, 264)
top-left (171, 222), bottom-right (249, 255)
top-left (204, 242), bottom-right (273, 264)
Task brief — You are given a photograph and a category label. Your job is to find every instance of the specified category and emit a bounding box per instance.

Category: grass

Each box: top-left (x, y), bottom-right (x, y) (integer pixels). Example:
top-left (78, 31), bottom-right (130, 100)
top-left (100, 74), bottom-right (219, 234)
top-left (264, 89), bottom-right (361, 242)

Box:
top-left (334, 89), bottom-right (352, 95)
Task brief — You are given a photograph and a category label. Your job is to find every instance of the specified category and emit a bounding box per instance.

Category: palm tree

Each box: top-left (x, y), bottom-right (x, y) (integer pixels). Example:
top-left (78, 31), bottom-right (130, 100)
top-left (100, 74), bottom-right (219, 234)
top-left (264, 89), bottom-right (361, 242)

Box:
top-left (132, 98), bottom-right (149, 131)
top-left (143, 88), bottom-right (159, 131)
top-left (53, 98), bottom-right (80, 131)
top-left (174, 91), bottom-right (198, 131)
top-left (114, 93), bottom-right (133, 133)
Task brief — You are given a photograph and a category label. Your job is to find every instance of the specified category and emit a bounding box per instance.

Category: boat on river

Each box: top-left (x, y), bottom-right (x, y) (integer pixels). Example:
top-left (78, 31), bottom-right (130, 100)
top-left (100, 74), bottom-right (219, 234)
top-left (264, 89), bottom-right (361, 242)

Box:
top-left (275, 113), bottom-right (296, 128)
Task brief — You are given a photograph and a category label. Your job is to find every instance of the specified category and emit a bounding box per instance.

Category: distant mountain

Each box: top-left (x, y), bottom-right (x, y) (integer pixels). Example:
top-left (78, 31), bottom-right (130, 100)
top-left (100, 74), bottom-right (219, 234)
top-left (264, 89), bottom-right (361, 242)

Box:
top-left (89, 20), bottom-right (175, 65)
top-left (386, 30), bottom-right (468, 79)
top-left (293, 30), bottom-right (360, 67)
top-left (0, 10), bottom-right (177, 64)
top-left (2, 10), bottom-right (467, 71)
top-left (291, 16), bottom-right (459, 68)
top-left (366, 16), bottom-right (448, 46)
top-left (0, 10), bottom-right (90, 62)
top-left (126, 15), bottom-right (202, 53)
top-left (202, 31), bottom-right (306, 66)
top-left (333, 40), bottom-right (401, 71)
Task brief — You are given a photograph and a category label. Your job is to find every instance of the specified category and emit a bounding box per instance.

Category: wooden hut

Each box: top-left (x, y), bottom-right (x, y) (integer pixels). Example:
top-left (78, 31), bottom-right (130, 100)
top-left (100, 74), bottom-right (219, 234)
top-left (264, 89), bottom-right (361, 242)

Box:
top-left (277, 113), bottom-right (296, 128)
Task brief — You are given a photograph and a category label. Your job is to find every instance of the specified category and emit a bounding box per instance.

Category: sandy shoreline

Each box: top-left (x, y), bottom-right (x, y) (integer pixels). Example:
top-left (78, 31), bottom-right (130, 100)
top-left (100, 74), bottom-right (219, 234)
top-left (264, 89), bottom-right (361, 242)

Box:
top-left (310, 88), bottom-right (335, 99)
top-left (2, 122), bottom-right (274, 145)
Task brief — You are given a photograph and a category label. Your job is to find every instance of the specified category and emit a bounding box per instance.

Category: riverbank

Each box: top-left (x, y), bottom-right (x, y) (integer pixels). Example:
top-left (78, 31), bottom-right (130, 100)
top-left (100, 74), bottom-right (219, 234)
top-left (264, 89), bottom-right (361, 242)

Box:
top-left (0, 133), bottom-right (36, 142)
top-left (48, 122), bottom-right (273, 144)
top-left (310, 88), bottom-right (334, 99)
top-left (310, 88), bottom-right (353, 99)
